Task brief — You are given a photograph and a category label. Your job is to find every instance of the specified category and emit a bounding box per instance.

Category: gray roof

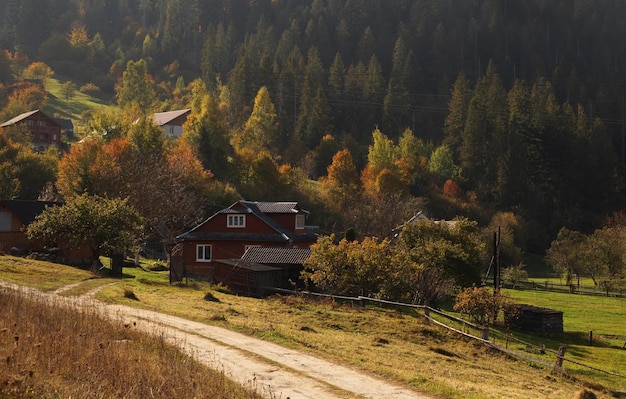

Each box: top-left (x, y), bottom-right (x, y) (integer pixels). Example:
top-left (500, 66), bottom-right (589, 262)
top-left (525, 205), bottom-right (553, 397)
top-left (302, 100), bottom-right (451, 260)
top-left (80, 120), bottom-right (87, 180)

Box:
top-left (241, 247), bottom-right (311, 264)
top-left (152, 109), bottom-right (190, 126)
top-left (1, 110), bottom-right (41, 127)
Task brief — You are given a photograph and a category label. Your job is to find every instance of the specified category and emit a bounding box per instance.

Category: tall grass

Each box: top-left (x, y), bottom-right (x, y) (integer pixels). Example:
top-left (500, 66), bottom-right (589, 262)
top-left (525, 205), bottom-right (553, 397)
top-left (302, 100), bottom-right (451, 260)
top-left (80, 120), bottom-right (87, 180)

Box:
top-left (0, 287), bottom-right (262, 399)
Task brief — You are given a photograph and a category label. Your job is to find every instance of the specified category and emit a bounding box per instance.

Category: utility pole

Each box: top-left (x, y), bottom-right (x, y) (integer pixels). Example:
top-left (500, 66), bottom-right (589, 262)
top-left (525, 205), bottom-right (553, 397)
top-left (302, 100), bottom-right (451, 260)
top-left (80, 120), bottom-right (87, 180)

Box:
top-left (493, 227), bottom-right (501, 294)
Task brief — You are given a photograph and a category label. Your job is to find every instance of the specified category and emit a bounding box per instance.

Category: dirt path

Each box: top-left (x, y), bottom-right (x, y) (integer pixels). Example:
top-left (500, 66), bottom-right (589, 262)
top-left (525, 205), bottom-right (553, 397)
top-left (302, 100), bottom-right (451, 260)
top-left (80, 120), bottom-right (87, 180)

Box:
top-left (1, 281), bottom-right (431, 399)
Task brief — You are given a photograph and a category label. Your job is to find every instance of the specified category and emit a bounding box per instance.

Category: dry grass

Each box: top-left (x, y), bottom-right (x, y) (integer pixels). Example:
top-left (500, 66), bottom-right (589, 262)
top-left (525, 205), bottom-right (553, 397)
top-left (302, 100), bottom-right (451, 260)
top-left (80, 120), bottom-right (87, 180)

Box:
top-left (0, 255), bottom-right (621, 399)
top-left (0, 287), bottom-right (264, 399)
top-left (95, 276), bottom-right (620, 399)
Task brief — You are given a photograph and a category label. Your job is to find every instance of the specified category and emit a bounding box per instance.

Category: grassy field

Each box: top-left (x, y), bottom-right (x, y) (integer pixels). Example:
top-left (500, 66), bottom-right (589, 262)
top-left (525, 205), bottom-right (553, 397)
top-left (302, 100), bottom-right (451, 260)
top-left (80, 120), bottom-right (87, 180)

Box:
top-left (43, 75), bottom-right (115, 133)
top-left (0, 255), bottom-right (623, 399)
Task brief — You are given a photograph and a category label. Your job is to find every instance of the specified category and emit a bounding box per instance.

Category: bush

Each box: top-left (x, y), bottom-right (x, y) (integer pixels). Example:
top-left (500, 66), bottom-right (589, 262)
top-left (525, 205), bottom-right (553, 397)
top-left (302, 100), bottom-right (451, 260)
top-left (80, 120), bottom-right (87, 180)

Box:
top-left (123, 289), bottom-right (139, 300)
top-left (79, 82), bottom-right (101, 95)
top-left (453, 286), bottom-right (514, 326)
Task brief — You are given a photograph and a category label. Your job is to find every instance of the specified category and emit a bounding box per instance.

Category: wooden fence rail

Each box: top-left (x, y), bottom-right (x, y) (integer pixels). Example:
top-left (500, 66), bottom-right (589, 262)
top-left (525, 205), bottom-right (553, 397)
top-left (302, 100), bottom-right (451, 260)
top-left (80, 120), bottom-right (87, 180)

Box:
top-left (270, 288), bottom-right (626, 380)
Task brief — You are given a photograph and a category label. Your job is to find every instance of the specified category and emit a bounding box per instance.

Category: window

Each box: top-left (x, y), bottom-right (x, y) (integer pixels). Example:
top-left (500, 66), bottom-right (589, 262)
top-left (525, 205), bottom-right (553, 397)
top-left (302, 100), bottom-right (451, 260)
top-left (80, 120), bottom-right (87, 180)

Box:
top-left (295, 214), bottom-right (305, 229)
top-left (0, 212), bottom-right (11, 232)
top-left (227, 214), bottom-right (245, 228)
top-left (196, 244), bottom-right (212, 262)
top-left (37, 120), bottom-right (46, 127)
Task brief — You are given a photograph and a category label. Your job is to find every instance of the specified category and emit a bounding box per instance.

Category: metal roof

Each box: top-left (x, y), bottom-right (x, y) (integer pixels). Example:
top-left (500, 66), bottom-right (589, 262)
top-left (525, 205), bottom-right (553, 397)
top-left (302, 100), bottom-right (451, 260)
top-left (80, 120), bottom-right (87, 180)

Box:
top-left (241, 247), bottom-right (311, 264)
top-left (1, 110), bottom-right (42, 127)
top-left (151, 109), bottom-right (191, 126)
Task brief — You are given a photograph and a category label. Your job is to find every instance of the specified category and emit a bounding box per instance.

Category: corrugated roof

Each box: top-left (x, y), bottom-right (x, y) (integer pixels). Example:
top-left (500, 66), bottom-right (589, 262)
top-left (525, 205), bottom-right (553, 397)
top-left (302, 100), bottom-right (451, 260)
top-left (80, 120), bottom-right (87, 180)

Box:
top-left (152, 109), bottom-right (191, 126)
top-left (241, 247), bottom-right (311, 264)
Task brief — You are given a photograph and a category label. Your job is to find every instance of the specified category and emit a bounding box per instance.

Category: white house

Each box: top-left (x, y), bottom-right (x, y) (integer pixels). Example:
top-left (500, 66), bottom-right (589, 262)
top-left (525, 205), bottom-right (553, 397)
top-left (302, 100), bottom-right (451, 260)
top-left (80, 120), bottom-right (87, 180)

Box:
top-left (151, 109), bottom-right (191, 138)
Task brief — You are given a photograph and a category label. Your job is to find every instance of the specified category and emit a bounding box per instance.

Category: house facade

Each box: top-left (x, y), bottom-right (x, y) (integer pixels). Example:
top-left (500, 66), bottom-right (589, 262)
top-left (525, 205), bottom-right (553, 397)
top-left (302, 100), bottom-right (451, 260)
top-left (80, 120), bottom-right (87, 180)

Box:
top-left (1, 110), bottom-right (62, 152)
top-left (175, 201), bottom-right (318, 284)
top-left (151, 109), bottom-right (191, 138)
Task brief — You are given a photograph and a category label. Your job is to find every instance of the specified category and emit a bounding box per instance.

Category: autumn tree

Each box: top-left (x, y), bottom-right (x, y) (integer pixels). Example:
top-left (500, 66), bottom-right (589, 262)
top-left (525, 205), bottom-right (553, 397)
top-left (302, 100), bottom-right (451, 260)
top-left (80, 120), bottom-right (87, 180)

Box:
top-left (545, 228), bottom-right (587, 289)
top-left (0, 132), bottom-right (57, 200)
top-left (56, 139), bottom-right (103, 198)
top-left (320, 148), bottom-right (361, 211)
top-left (26, 194), bottom-right (143, 274)
top-left (231, 86), bottom-right (278, 154)
top-left (60, 81), bottom-right (77, 101)
top-left (183, 80), bottom-right (231, 179)
top-left (22, 62), bottom-right (54, 82)
top-left (115, 59), bottom-right (156, 113)
top-left (453, 286), bottom-right (514, 325)
top-left (303, 234), bottom-right (390, 296)
top-left (57, 123), bottom-right (216, 263)
top-left (394, 217), bottom-right (485, 306)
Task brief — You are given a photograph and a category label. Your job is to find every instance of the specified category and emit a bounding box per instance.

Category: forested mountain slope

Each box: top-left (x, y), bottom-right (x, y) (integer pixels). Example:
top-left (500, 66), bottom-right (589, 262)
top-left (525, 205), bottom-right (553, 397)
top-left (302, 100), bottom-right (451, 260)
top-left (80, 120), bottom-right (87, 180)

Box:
top-left (1, 0), bottom-right (626, 250)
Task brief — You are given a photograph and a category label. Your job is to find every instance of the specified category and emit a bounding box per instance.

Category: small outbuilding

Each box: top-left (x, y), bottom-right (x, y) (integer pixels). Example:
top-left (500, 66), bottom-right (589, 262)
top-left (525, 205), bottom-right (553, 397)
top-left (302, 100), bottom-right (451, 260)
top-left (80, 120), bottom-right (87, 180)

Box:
top-left (505, 304), bottom-right (564, 334)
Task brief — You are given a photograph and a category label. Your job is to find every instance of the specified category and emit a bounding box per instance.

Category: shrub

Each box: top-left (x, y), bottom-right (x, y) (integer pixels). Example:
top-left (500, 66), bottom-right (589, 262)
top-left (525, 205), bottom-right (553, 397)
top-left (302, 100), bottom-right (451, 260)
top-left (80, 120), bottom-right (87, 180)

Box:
top-left (453, 286), bottom-right (514, 325)
top-left (123, 289), bottom-right (139, 300)
top-left (203, 292), bottom-right (220, 302)
top-left (79, 82), bottom-right (100, 94)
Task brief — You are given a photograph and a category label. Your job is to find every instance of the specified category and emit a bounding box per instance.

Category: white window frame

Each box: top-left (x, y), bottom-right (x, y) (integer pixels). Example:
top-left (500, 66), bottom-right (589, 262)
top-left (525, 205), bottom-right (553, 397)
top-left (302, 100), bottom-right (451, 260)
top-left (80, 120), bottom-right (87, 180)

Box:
top-left (227, 214), bottom-right (246, 228)
top-left (295, 214), bottom-right (305, 229)
top-left (196, 244), bottom-right (212, 262)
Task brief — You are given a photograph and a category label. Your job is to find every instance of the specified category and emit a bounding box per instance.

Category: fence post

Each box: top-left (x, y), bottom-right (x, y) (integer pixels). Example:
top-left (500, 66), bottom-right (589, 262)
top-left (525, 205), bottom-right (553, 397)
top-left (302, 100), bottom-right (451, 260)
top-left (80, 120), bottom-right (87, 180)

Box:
top-left (554, 345), bottom-right (566, 372)
top-left (481, 325), bottom-right (489, 341)
top-left (424, 307), bottom-right (430, 324)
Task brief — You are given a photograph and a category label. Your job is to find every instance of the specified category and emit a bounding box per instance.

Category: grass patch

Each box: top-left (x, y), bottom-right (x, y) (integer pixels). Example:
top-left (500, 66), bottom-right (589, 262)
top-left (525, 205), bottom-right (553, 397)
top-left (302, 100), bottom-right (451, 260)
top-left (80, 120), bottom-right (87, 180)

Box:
top-left (0, 255), bottom-right (95, 291)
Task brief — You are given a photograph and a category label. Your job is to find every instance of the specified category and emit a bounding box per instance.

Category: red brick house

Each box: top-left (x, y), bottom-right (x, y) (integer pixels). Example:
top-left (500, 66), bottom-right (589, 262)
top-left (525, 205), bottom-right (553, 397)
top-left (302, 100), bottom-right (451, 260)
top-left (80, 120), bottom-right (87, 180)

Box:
top-left (1, 110), bottom-right (62, 152)
top-left (174, 200), bottom-right (318, 287)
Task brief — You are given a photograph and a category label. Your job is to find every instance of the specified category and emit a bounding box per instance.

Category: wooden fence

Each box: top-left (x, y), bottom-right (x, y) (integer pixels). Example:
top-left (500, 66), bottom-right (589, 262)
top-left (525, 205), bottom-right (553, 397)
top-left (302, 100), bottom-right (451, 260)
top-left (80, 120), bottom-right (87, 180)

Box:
top-left (270, 288), bottom-right (626, 380)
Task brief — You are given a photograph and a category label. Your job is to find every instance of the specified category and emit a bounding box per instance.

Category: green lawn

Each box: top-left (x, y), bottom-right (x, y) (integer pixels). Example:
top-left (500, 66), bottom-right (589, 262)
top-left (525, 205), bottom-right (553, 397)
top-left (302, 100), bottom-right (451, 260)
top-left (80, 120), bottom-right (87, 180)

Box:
top-left (44, 76), bottom-right (115, 128)
top-left (505, 288), bottom-right (626, 337)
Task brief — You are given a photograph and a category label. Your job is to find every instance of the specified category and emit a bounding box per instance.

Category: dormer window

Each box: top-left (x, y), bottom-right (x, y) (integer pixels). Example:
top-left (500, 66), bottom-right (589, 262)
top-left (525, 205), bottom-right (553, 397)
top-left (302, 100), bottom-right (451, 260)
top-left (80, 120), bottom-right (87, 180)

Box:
top-left (295, 214), bottom-right (305, 229)
top-left (227, 214), bottom-right (246, 228)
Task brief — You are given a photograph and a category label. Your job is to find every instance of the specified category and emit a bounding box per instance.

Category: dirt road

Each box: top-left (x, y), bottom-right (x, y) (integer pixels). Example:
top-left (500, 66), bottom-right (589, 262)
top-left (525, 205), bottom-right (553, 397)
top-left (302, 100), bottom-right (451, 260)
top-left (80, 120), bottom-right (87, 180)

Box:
top-left (1, 281), bottom-right (431, 399)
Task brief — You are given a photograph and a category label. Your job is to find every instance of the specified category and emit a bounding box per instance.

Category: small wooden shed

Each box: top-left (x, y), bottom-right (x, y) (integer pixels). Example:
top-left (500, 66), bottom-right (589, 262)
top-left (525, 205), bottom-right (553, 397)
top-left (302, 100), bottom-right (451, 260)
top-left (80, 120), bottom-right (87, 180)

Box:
top-left (506, 304), bottom-right (564, 334)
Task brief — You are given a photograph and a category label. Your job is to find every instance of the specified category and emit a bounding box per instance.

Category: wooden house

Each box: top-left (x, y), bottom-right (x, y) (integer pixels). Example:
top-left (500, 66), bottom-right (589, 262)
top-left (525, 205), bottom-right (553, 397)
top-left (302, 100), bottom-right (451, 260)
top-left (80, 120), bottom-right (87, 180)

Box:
top-left (174, 201), bottom-right (318, 288)
top-left (1, 110), bottom-right (62, 152)
top-left (151, 109), bottom-right (191, 138)
top-left (0, 200), bottom-right (90, 262)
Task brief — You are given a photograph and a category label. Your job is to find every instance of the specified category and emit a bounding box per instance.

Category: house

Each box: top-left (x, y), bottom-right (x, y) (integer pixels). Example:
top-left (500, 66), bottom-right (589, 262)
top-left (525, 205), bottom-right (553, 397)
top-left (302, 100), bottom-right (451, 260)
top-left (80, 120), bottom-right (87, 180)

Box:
top-left (173, 200), bottom-right (318, 290)
top-left (0, 200), bottom-right (90, 262)
top-left (151, 109), bottom-right (191, 138)
top-left (54, 118), bottom-right (75, 141)
top-left (1, 110), bottom-right (62, 152)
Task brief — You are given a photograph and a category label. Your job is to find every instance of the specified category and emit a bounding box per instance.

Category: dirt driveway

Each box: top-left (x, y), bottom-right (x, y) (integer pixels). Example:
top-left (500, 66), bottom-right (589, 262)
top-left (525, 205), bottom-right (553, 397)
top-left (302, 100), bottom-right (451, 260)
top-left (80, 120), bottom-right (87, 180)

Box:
top-left (1, 281), bottom-right (431, 399)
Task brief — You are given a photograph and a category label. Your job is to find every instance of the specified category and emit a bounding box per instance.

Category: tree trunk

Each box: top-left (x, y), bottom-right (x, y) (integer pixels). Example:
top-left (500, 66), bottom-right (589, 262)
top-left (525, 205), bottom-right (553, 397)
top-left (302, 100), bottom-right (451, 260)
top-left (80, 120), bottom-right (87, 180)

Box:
top-left (110, 253), bottom-right (124, 278)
